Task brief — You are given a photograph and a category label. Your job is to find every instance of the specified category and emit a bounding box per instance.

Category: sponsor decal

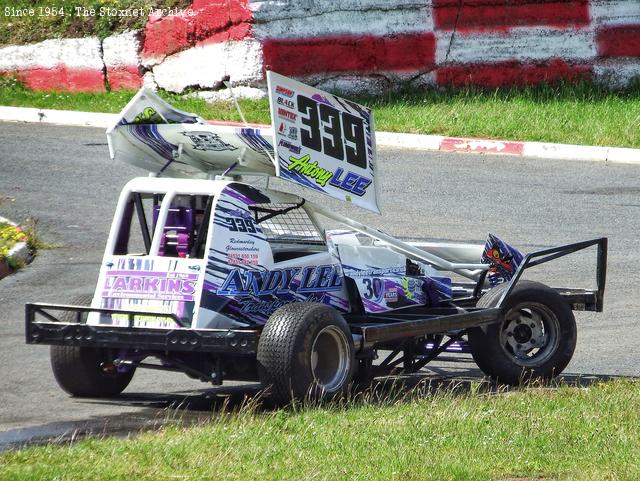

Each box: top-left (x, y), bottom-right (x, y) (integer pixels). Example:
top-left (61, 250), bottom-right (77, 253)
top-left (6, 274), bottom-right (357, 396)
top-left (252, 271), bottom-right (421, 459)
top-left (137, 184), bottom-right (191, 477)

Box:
top-left (278, 108), bottom-right (297, 122)
top-left (384, 287), bottom-right (399, 302)
top-left (228, 253), bottom-right (259, 265)
top-left (278, 139), bottom-right (302, 154)
top-left (344, 266), bottom-right (404, 277)
top-left (277, 96), bottom-right (295, 109)
top-left (217, 265), bottom-right (342, 296)
top-left (401, 277), bottom-right (423, 300)
top-left (287, 126), bottom-right (298, 140)
top-left (239, 293), bottom-right (323, 314)
top-left (226, 238), bottom-right (259, 252)
top-left (102, 271), bottom-right (197, 301)
top-left (181, 131), bottom-right (237, 152)
top-left (278, 122), bottom-right (297, 140)
top-left (226, 237), bottom-right (259, 265)
top-left (287, 154), bottom-right (372, 196)
top-left (276, 85), bottom-right (294, 98)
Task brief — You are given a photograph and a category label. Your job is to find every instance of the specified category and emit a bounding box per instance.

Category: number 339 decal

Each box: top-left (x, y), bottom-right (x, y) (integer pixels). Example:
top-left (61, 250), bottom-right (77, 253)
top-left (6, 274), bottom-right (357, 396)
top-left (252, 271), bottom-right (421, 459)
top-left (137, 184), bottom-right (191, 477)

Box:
top-left (297, 95), bottom-right (367, 170)
top-left (226, 217), bottom-right (256, 233)
top-left (267, 71), bottom-right (380, 214)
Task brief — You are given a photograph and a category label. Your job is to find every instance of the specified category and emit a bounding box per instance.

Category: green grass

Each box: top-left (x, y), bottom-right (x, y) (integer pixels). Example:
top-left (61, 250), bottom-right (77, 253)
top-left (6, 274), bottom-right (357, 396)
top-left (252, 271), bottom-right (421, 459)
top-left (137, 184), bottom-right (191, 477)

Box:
top-left (0, 0), bottom-right (191, 46)
top-left (2, 78), bottom-right (639, 148)
top-left (1, 380), bottom-right (639, 481)
top-left (368, 82), bottom-right (640, 148)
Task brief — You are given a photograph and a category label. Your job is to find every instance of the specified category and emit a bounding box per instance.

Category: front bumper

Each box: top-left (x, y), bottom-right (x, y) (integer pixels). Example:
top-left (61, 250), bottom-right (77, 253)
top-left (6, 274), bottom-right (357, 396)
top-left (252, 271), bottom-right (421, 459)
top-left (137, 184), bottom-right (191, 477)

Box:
top-left (25, 303), bottom-right (259, 354)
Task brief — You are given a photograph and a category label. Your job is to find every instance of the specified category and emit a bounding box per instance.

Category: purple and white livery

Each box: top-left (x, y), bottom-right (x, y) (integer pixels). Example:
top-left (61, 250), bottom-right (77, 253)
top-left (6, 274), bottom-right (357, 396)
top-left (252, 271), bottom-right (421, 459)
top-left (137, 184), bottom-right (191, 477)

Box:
top-left (26, 73), bottom-right (607, 403)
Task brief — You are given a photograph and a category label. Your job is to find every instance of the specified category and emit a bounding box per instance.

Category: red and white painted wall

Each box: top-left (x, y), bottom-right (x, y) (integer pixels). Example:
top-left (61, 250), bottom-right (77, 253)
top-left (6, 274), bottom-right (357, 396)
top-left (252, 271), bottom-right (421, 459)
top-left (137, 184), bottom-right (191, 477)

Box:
top-left (1, 0), bottom-right (639, 94)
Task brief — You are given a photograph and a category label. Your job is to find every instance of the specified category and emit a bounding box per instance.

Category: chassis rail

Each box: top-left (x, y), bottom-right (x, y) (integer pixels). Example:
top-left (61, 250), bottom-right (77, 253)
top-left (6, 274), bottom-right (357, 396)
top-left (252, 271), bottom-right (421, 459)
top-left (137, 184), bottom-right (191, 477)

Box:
top-left (25, 303), bottom-right (259, 354)
top-left (349, 308), bottom-right (502, 345)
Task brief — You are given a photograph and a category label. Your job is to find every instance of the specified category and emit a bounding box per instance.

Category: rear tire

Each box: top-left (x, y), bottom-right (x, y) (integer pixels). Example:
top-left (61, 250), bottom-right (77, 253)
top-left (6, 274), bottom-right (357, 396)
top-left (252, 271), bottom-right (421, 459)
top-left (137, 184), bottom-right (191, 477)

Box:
top-left (257, 303), bottom-right (355, 404)
top-left (469, 281), bottom-right (576, 385)
top-left (50, 294), bottom-right (135, 397)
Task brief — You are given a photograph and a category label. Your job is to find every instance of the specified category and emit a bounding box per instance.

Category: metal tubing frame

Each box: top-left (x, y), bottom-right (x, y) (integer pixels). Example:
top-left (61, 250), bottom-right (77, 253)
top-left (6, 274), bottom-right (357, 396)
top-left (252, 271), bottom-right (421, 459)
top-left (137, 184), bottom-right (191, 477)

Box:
top-left (406, 333), bottom-right (466, 373)
top-left (496, 237), bottom-right (607, 310)
top-left (25, 302), bottom-right (185, 328)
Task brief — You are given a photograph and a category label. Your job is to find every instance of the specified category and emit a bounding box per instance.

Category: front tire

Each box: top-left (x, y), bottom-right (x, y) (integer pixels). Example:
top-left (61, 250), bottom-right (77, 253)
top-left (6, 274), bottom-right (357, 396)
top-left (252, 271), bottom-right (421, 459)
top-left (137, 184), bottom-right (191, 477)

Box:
top-left (50, 294), bottom-right (135, 397)
top-left (469, 281), bottom-right (576, 385)
top-left (257, 303), bottom-right (355, 404)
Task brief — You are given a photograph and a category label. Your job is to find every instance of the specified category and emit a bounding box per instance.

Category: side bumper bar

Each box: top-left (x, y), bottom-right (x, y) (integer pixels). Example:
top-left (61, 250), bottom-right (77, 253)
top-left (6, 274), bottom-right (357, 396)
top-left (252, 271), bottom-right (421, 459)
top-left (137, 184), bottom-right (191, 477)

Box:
top-left (351, 307), bottom-right (503, 346)
top-left (25, 303), bottom-right (259, 354)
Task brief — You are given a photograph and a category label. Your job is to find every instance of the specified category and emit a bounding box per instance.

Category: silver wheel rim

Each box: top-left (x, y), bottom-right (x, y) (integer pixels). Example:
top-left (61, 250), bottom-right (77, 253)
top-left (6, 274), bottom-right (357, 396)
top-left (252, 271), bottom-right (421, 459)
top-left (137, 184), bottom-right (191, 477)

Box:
top-left (310, 326), bottom-right (350, 392)
top-left (499, 302), bottom-right (560, 367)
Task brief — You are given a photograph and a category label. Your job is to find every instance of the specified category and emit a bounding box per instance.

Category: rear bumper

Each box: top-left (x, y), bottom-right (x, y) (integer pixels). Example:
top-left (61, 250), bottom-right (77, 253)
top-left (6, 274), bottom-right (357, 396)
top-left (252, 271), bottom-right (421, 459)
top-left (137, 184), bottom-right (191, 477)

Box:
top-left (25, 303), bottom-right (259, 355)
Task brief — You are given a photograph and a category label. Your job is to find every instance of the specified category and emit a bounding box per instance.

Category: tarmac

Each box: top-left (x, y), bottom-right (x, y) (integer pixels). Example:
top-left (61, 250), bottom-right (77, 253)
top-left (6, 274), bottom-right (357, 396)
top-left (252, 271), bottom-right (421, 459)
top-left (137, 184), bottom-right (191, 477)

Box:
top-left (0, 102), bottom-right (638, 274)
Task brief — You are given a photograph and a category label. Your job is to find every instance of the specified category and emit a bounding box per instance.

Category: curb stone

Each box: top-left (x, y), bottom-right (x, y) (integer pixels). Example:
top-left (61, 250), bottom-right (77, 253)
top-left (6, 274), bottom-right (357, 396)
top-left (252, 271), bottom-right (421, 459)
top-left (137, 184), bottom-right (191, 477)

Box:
top-left (1, 106), bottom-right (639, 165)
top-left (0, 216), bottom-right (31, 280)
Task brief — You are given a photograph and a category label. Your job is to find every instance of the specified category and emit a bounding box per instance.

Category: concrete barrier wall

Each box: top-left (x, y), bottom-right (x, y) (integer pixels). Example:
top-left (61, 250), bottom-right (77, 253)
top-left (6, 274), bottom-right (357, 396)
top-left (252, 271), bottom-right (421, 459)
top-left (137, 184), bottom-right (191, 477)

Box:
top-left (0, 0), bottom-right (638, 93)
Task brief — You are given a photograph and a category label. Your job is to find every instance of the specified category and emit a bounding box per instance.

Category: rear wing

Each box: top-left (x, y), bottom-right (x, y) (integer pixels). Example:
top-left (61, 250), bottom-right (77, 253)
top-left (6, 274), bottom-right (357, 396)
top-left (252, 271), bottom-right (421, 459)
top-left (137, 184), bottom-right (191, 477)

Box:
top-left (106, 88), bottom-right (277, 178)
top-left (106, 72), bottom-right (381, 213)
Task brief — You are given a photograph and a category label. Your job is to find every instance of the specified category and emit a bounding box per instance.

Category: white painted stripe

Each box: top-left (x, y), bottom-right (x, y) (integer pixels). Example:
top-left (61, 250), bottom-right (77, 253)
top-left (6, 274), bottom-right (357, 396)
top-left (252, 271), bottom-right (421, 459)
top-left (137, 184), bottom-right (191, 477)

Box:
top-left (152, 40), bottom-right (263, 93)
top-left (0, 106), bottom-right (117, 128)
top-left (315, 76), bottom-right (390, 96)
top-left (522, 142), bottom-right (609, 161)
top-left (435, 27), bottom-right (597, 64)
top-left (594, 59), bottom-right (640, 89)
top-left (0, 38), bottom-right (103, 71)
top-left (607, 147), bottom-right (640, 164)
top-left (377, 132), bottom-right (443, 151)
top-left (103, 31), bottom-right (141, 68)
top-left (252, 5), bottom-right (434, 39)
top-left (523, 142), bottom-right (640, 165)
top-left (250, 0), bottom-right (432, 21)
top-left (590, 0), bottom-right (640, 26)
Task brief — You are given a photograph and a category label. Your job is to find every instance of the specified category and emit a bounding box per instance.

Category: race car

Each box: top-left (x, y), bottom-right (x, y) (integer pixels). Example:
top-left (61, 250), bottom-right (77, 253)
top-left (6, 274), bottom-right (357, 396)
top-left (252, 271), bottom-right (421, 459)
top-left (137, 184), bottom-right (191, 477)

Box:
top-left (25, 72), bottom-right (607, 403)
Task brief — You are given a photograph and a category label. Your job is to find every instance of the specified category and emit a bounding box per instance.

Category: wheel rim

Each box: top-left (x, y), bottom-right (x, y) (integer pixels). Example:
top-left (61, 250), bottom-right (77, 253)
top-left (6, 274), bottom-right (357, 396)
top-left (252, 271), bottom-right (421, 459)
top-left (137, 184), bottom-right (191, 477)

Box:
top-left (310, 326), bottom-right (350, 392)
top-left (499, 302), bottom-right (560, 367)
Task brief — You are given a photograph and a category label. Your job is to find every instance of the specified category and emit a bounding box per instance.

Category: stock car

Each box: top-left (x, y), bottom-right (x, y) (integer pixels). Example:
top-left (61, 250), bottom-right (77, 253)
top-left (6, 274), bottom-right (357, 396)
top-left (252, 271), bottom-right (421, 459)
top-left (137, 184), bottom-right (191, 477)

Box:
top-left (25, 73), bottom-right (607, 403)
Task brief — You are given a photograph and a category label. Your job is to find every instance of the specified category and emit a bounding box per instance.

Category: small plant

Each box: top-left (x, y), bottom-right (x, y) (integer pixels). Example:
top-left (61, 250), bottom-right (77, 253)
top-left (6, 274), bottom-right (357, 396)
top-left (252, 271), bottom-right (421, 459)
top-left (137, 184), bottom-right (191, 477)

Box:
top-left (0, 222), bottom-right (28, 261)
top-left (21, 216), bottom-right (53, 251)
top-left (0, 215), bottom-right (53, 274)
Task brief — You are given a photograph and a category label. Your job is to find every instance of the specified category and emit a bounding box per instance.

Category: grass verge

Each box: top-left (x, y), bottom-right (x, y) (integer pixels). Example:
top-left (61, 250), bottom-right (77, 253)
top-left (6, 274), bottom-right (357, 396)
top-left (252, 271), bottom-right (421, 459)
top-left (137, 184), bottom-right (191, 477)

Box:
top-left (1, 380), bottom-right (639, 480)
top-left (2, 78), bottom-right (640, 148)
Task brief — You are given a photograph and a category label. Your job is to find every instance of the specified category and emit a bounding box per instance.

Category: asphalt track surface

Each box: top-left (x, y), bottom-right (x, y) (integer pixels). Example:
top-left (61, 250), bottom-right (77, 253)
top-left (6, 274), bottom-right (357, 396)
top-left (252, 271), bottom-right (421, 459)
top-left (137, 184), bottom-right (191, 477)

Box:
top-left (0, 123), bottom-right (638, 447)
